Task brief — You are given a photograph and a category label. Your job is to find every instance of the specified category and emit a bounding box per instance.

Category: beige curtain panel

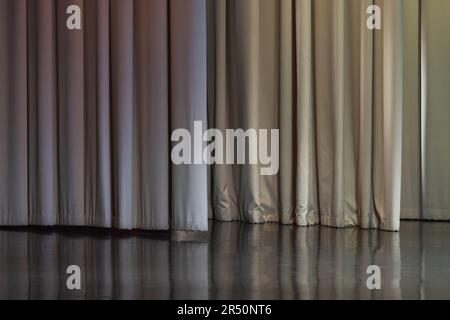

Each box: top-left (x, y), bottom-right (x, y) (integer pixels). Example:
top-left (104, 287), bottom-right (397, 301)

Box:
top-left (208, 0), bottom-right (450, 232)
top-left (0, 0), bottom-right (449, 232)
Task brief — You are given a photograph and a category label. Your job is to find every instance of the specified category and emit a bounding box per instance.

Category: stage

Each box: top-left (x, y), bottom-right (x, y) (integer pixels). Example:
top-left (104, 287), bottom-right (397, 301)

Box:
top-left (0, 221), bottom-right (448, 300)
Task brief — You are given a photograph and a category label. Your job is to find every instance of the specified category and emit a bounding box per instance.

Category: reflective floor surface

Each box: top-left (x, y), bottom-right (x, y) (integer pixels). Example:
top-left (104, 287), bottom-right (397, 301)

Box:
top-left (0, 221), bottom-right (449, 299)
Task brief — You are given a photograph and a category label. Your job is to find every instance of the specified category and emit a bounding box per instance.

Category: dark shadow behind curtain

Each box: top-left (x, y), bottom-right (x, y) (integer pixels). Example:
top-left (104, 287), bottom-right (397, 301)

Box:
top-left (0, 0), bottom-right (208, 231)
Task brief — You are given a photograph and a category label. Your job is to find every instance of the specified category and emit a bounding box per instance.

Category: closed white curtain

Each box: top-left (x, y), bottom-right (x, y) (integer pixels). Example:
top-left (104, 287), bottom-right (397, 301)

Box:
top-left (1, 0), bottom-right (450, 232)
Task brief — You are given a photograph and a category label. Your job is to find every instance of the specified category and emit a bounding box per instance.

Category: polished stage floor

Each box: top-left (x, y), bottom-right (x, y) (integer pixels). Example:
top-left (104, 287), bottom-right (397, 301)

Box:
top-left (0, 221), bottom-right (449, 300)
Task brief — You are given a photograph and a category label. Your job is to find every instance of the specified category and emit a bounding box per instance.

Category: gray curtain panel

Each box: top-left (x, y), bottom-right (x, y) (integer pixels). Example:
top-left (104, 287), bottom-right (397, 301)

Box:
top-left (0, 0), bottom-right (208, 231)
top-left (208, 0), bottom-right (450, 232)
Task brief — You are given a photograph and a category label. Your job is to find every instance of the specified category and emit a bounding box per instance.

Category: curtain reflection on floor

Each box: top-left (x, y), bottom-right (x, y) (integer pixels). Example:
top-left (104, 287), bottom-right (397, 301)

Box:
top-left (0, 222), bottom-right (449, 299)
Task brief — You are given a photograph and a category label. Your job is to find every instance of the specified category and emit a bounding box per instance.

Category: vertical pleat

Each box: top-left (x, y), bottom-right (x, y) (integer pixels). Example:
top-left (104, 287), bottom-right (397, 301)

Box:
top-left (355, 0), bottom-right (375, 229)
top-left (294, 0), bottom-right (319, 227)
top-left (110, 0), bottom-right (134, 229)
top-left (279, 0), bottom-right (294, 224)
top-left (330, 0), bottom-right (348, 228)
top-left (57, 0), bottom-right (85, 226)
top-left (313, 0), bottom-right (358, 228)
top-left (372, 0), bottom-right (384, 229)
top-left (134, 0), bottom-right (170, 230)
top-left (222, 0), bottom-right (262, 223)
top-left (374, 0), bottom-right (404, 231)
top-left (212, 0), bottom-right (232, 222)
top-left (27, 0), bottom-right (59, 226)
top-left (206, 0), bottom-right (217, 220)
top-left (257, 0), bottom-right (280, 222)
top-left (170, 0), bottom-right (208, 231)
top-left (96, 0), bottom-right (112, 227)
top-left (0, 0), bottom-right (28, 225)
top-left (401, 0), bottom-right (421, 220)
top-left (83, 0), bottom-right (112, 227)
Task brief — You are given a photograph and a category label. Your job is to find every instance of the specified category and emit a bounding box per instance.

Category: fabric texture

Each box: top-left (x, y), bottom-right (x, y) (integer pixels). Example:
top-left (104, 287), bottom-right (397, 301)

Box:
top-left (0, 0), bottom-right (449, 232)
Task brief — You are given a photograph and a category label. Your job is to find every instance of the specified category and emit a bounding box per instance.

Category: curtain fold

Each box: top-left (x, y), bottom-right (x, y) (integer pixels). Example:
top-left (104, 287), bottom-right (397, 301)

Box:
top-left (400, 0), bottom-right (421, 220)
top-left (170, 0), bottom-right (209, 231)
top-left (0, 0), bottom-right (208, 231)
